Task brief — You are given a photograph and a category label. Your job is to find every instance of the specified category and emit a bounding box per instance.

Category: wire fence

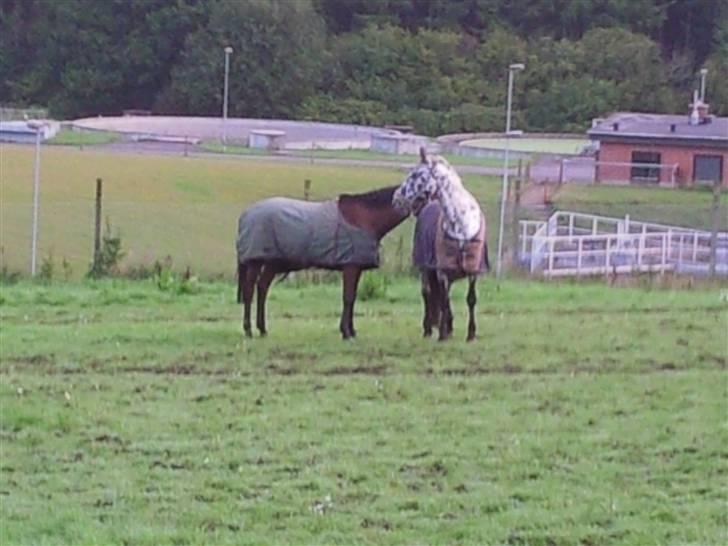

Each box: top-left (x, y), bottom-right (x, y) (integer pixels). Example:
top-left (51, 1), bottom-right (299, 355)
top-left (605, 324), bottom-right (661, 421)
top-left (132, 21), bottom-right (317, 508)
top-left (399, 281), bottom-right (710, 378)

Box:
top-left (2, 178), bottom-right (726, 282)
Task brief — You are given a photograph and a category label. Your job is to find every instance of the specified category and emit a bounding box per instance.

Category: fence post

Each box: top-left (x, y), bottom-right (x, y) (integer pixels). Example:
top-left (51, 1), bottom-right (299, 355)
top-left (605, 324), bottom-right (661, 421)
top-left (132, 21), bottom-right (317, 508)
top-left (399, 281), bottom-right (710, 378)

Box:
top-left (693, 232), bottom-right (698, 262)
top-left (605, 236), bottom-right (611, 272)
top-left (304, 179), bottom-right (311, 201)
top-left (710, 181), bottom-right (721, 277)
top-left (638, 233), bottom-right (644, 266)
top-left (678, 233), bottom-right (684, 268)
top-left (577, 237), bottom-right (583, 275)
top-left (93, 177), bottom-right (103, 274)
top-left (510, 174), bottom-right (522, 266)
top-left (548, 239), bottom-right (555, 276)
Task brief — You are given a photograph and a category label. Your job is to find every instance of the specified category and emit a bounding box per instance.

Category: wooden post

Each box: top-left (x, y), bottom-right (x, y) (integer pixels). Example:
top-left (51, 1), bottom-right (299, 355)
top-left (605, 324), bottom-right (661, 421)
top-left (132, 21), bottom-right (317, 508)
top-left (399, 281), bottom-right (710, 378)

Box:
top-left (93, 178), bottom-right (103, 273)
top-left (710, 181), bottom-right (721, 277)
top-left (304, 179), bottom-right (311, 201)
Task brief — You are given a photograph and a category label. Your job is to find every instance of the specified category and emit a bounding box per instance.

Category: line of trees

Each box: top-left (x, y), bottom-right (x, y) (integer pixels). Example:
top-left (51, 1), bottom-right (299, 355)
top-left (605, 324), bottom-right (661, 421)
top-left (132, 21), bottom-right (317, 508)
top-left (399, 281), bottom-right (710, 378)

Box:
top-left (1, 0), bottom-right (726, 135)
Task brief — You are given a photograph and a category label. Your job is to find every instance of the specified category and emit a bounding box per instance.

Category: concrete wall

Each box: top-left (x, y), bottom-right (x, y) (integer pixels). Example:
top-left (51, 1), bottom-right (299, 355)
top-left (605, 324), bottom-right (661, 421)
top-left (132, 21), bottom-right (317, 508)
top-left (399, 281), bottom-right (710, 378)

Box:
top-left (597, 142), bottom-right (728, 187)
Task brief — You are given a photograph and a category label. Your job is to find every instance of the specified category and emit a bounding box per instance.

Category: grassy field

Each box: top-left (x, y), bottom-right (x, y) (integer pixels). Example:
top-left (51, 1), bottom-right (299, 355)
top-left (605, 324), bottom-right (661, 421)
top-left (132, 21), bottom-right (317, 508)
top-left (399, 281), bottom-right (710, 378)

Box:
top-left (1, 277), bottom-right (726, 545)
top-left (553, 184), bottom-right (728, 231)
top-left (461, 138), bottom-right (589, 155)
top-left (0, 145), bottom-right (503, 278)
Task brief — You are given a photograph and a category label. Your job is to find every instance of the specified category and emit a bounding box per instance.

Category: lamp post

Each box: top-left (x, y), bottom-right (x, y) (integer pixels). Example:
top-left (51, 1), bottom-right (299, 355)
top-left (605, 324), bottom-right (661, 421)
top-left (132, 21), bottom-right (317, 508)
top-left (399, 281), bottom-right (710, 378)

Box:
top-left (27, 121), bottom-right (45, 276)
top-left (699, 67), bottom-right (708, 101)
top-left (496, 63), bottom-right (525, 279)
top-left (222, 46), bottom-right (233, 151)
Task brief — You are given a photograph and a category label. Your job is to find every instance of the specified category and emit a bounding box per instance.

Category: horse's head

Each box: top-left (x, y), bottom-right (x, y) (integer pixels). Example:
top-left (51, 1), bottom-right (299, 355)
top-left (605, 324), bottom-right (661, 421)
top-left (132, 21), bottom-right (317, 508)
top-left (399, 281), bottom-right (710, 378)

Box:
top-left (392, 148), bottom-right (460, 215)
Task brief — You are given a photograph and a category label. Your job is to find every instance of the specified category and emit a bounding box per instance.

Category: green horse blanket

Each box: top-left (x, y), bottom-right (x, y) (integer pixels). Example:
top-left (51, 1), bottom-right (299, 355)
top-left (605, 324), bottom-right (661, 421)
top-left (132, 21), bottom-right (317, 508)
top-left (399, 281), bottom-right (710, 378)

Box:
top-left (236, 197), bottom-right (380, 270)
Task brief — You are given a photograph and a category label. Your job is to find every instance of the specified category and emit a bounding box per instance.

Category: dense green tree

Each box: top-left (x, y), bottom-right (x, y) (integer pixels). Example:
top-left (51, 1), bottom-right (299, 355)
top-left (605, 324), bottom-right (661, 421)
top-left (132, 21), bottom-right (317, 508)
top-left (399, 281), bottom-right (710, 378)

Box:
top-left (156, 0), bottom-right (326, 118)
top-left (1, 0), bottom-right (723, 132)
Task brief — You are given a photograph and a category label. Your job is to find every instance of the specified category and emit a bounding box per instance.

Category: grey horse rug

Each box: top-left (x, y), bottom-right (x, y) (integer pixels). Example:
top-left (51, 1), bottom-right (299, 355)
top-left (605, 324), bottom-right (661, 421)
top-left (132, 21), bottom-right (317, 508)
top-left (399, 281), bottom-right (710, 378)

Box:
top-left (237, 197), bottom-right (380, 270)
top-left (413, 202), bottom-right (489, 274)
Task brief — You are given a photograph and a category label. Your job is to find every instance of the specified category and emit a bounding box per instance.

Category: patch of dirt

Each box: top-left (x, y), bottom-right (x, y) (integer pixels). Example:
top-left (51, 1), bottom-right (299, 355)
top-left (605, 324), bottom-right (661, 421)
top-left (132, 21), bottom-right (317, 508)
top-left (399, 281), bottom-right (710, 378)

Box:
top-left (322, 365), bottom-right (387, 376)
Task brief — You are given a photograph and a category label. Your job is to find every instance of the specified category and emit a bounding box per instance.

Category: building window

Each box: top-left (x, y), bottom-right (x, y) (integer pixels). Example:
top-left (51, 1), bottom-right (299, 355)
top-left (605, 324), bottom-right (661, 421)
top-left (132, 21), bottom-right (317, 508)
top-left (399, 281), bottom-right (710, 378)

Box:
top-left (693, 155), bottom-right (723, 185)
top-left (630, 151), bottom-right (661, 183)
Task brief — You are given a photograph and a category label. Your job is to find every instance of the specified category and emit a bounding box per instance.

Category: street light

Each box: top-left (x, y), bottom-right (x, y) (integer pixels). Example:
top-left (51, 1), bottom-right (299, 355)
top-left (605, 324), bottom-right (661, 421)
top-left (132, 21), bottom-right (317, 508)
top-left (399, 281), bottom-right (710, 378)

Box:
top-left (699, 67), bottom-right (708, 102)
top-left (222, 46), bottom-right (233, 151)
top-left (496, 63), bottom-right (525, 279)
top-left (26, 120), bottom-right (46, 276)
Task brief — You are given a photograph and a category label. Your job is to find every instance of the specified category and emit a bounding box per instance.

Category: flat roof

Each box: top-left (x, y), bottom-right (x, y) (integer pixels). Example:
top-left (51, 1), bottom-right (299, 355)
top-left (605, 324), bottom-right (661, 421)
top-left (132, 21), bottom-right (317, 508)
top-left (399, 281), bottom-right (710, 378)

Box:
top-left (588, 112), bottom-right (728, 146)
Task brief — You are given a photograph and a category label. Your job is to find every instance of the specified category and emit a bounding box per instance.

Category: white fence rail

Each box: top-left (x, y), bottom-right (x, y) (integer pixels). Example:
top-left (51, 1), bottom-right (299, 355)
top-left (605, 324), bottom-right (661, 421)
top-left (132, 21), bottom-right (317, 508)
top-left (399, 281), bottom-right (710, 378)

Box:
top-left (520, 211), bottom-right (728, 277)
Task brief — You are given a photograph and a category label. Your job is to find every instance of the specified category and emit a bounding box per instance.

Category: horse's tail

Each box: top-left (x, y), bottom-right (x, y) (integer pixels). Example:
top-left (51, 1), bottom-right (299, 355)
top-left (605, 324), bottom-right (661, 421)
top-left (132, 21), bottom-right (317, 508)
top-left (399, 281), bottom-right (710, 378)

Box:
top-left (483, 243), bottom-right (491, 272)
top-left (237, 262), bottom-right (245, 303)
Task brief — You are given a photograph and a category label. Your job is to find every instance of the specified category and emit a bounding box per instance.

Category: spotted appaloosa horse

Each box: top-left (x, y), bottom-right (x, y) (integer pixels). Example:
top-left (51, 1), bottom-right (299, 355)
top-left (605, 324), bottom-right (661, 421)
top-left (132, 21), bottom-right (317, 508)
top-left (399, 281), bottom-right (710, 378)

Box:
top-left (393, 148), bottom-right (489, 341)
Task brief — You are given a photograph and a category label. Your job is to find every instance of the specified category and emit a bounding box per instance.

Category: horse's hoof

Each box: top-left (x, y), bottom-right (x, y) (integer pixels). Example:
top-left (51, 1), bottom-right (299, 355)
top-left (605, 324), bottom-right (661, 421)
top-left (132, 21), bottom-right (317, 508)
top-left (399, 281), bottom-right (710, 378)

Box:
top-left (244, 330), bottom-right (253, 338)
top-left (259, 331), bottom-right (267, 337)
top-left (466, 335), bottom-right (476, 342)
top-left (423, 329), bottom-right (432, 338)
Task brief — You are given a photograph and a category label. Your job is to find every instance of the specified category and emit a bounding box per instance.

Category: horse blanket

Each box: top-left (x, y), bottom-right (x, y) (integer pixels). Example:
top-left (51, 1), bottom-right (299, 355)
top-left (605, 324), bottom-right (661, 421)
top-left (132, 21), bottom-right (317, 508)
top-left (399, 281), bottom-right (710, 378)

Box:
top-left (236, 197), bottom-right (380, 270)
top-left (413, 202), bottom-right (489, 274)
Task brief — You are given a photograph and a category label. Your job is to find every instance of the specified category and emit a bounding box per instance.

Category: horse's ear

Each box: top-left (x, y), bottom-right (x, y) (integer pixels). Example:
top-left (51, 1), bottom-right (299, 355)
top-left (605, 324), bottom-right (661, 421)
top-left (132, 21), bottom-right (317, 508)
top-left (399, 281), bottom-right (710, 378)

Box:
top-left (419, 147), bottom-right (427, 163)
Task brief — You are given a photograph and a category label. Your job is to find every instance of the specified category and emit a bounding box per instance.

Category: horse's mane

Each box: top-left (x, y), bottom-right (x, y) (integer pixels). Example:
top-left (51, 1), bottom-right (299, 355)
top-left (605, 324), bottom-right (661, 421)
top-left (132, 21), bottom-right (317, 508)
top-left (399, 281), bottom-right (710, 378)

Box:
top-left (339, 185), bottom-right (399, 208)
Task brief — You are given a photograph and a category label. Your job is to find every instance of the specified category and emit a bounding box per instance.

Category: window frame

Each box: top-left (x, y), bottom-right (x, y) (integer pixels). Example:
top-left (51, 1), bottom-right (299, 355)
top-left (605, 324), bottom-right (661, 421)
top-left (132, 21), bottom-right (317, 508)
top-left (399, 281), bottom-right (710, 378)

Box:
top-left (693, 154), bottom-right (723, 185)
top-left (630, 151), bottom-right (662, 184)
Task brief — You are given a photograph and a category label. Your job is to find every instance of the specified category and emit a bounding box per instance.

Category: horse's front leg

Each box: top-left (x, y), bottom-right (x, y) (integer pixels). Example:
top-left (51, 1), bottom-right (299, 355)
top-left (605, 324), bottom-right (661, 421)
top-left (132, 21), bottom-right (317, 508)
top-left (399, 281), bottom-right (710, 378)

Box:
top-left (340, 266), bottom-right (362, 339)
top-left (436, 271), bottom-right (452, 342)
top-left (466, 274), bottom-right (477, 342)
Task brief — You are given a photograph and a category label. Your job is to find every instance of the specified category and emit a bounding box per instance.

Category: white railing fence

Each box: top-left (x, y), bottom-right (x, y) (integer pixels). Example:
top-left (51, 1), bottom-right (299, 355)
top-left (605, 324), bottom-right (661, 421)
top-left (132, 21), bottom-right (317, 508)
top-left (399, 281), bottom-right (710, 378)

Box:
top-left (520, 211), bottom-right (727, 277)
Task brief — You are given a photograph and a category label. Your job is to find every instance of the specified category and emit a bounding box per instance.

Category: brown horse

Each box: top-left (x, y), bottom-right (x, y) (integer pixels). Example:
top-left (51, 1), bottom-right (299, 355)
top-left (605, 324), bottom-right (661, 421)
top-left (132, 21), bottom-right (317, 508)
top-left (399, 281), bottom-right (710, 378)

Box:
top-left (236, 186), bottom-right (406, 339)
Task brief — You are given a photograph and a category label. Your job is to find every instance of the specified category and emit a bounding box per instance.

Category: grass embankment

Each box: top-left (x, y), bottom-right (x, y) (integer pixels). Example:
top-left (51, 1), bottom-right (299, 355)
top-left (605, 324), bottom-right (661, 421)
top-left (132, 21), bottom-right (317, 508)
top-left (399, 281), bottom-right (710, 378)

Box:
top-left (0, 278), bottom-right (726, 545)
top-left (2, 145), bottom-right (724, 280)
top-left (47, 129), bottom-right (120, 146)
top-left (554, 184), bottom-right (728, 231)
top-left (200, 142), bottom-right (507, 168)
top-left (0, 145), bottom-right (502, 278)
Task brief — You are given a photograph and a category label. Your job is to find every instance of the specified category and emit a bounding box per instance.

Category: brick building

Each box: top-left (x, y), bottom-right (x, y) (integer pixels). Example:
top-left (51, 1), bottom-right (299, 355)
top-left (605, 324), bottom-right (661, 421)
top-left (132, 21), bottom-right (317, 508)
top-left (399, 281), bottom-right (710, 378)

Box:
top-left (587, 102), bottom-right (727, 187)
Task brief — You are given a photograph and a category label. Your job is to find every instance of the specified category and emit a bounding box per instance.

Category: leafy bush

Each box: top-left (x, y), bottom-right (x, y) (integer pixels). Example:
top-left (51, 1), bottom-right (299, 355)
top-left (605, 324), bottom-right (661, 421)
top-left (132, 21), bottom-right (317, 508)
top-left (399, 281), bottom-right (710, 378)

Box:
top-left (358, 271), bottom-right (389, 301)
top-left (88, 218), bottom-right (125, 278)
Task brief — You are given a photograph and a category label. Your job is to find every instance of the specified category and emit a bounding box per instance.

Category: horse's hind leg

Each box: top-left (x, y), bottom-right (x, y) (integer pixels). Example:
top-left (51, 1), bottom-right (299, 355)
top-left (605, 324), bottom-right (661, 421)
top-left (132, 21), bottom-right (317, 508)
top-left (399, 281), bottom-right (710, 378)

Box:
top-left (421, 272), bottom-right (433, 337)
top-left (466, 275), bottom-right (477, 342)
top-left (242, 261), bottom-right (261, 337)
top-left (256, 264), bottom-right (277, 336)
